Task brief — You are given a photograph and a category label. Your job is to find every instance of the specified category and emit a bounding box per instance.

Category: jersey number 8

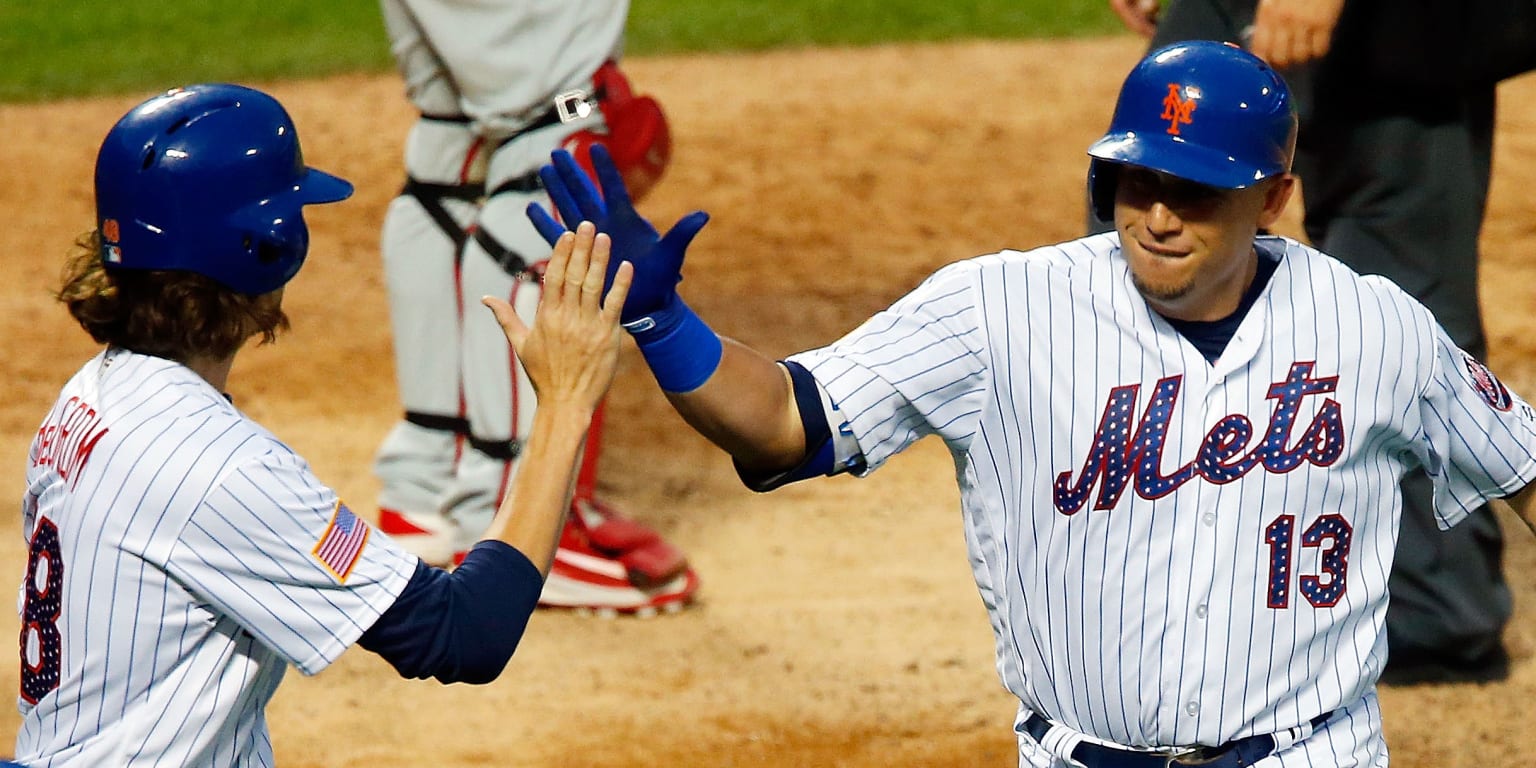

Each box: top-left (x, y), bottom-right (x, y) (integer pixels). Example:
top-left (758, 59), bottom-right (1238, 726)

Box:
top-left (21, 518), bottom-right (64, 704)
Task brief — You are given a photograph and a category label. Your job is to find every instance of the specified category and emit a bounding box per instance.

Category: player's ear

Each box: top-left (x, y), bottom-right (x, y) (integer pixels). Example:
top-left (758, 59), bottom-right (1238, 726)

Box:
top-left (1255, 174), bottom-right (1297, 230)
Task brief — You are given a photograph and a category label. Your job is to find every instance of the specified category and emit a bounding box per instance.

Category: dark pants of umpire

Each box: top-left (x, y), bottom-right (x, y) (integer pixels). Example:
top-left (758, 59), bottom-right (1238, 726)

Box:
top-left (1298, 78), bottom-right (1509, 670)
top-left (1088, 0), bottom-right (1511, 670)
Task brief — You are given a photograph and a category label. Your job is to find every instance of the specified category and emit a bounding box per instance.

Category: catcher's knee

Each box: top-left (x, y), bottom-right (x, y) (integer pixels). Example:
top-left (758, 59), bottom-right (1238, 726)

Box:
top-left (395, 116), bottom-right (489, 252)
top-left (467, 128), bottom-right (571, 280)
top-left (404, 115), bottom-right (488, 187)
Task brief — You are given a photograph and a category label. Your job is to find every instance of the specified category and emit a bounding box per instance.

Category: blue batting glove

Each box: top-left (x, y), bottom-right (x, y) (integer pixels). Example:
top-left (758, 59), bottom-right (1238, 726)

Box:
top-left (525, 145), bottom-right (709, 335)
top-left (526, 145), bottom-right (722, 392)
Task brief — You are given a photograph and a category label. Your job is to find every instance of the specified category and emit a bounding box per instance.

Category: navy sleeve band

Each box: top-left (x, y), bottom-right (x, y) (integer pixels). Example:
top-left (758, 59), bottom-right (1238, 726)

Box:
top-left (357, 540), bottom-right (544, 684)
top-left (734, 360), bottom-right (837, 492)
top-left (785, 360), bottom-right (832, 449)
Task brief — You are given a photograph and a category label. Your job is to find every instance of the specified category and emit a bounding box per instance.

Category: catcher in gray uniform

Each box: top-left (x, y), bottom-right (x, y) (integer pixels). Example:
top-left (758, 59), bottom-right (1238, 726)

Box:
top-left (374, 0), bottom-right (697, 613)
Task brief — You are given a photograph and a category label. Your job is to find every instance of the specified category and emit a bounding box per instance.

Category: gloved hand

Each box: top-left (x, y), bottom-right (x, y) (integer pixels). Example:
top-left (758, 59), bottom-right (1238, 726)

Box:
top-left (527, 144), bottom-right (709, 336)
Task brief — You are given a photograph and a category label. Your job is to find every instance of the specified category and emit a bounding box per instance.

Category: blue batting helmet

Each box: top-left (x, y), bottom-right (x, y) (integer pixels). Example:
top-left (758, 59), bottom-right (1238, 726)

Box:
top-left (94, 83), bottom-right (354, 295)
top-left (1086, 41), bottom-right (1297, 221)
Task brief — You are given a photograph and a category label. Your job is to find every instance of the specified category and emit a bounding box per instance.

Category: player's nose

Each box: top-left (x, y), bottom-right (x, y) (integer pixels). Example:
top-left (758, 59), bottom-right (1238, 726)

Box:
top-left (1144, 200), bottom-right (1182, 235)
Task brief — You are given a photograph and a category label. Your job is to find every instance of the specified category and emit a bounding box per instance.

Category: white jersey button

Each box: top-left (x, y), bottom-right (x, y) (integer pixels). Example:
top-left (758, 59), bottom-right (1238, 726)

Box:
top-left (1186, 702), bottom-right (1200, 716)
top-left (1195, 604), bottom-right (1208, 619)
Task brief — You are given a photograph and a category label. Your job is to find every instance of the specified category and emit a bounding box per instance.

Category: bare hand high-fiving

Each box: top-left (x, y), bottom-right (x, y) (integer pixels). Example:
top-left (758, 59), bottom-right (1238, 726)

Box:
top-left (482, 221), bottom-right (634, 413)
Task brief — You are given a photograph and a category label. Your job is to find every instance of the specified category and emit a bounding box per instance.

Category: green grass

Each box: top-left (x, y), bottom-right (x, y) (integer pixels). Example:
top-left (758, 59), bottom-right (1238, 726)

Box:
top-left (0, 0), bottom-right (1121, 102)
top-left (627, 0), bottom-right (1123, 53)
top-left (0, 0), bottom-right (391, 102)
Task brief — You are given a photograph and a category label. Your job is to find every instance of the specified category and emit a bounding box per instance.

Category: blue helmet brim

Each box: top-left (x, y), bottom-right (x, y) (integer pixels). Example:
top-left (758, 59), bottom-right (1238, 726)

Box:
top-left (1087, 132), bottom-right (1277, 190)
top-left (294, 167), bottom-right (354, 204)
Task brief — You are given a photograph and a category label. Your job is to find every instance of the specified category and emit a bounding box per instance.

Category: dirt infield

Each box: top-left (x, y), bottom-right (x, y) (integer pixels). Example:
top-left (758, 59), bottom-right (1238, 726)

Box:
top-left (2, 36), bottom-right (1535, 767)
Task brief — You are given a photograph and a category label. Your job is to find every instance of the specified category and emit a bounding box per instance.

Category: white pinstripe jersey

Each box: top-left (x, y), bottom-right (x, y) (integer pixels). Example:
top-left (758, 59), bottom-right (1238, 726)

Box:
top-left (16, 348), bottom-right (417, 767)
top-left (789, 233), bottom-right (1536, 764)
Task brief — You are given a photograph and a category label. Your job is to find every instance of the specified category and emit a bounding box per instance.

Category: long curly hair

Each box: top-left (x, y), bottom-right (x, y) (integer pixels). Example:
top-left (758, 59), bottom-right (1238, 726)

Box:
top-left (57, 230), bottom-right (289, 361)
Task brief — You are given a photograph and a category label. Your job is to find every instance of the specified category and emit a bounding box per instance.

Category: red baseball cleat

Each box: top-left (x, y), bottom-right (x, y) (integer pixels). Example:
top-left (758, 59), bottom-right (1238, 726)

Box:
top-left (539, 495), bottom-right (699, 617)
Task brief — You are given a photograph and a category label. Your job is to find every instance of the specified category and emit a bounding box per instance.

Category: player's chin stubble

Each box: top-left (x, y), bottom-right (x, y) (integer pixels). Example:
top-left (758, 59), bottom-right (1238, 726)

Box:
top-left (1130, 271), bottom-right (1194, 306)
top-left (1121, 231), bottom-right (1197, 308)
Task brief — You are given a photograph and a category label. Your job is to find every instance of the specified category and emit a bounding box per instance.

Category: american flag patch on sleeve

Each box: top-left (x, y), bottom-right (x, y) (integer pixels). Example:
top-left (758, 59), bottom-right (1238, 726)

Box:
top-left (313, 502), bottom-right (370, 582)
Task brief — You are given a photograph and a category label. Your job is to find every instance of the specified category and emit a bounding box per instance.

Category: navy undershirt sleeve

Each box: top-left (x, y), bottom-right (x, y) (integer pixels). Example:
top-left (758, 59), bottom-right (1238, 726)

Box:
top-left (734, 360), bottom-right (839, 492)
top-left (357, 540), bottom-right (544, 684)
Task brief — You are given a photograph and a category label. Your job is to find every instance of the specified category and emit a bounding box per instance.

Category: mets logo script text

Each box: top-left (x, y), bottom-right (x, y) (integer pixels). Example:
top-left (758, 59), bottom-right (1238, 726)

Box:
top-left (1054, 362), bottom-right (1343, 515)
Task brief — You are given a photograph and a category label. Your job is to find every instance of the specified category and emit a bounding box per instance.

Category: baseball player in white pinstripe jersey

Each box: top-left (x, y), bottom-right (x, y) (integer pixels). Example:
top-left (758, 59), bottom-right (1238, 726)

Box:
top-left (529, 42), bottom-right (1536, 767)
top-left (17, 84), bottom-right (632, 767)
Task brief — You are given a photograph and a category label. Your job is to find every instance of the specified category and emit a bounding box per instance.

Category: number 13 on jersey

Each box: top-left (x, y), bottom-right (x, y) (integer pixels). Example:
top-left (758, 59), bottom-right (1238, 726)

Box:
top-left (1266, 513), bottom-right (1353, 609)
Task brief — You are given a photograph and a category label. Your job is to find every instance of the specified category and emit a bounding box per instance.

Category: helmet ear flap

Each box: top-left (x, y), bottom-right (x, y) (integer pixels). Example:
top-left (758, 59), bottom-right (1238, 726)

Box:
top-left (230, 205), bottom-right (310, 289)
top-left (1088, 161), bottom-right (1120, 224)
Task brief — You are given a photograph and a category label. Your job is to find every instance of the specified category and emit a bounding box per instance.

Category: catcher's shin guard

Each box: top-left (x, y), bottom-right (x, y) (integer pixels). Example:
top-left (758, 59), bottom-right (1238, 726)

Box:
top-left (374, 116), bottom-right (489, 565)
top-left (448, 123), bottom-right (557, 558)
top-left (384, 116), bottom-right (488, 412)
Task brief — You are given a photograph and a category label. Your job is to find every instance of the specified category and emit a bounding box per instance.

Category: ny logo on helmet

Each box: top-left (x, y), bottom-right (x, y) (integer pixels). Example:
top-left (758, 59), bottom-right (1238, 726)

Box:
top-left (1160, 83), bottom-right (1197, 135)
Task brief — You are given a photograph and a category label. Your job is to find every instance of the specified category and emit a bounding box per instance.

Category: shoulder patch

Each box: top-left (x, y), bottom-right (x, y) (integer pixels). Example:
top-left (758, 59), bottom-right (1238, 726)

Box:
top-left (1463, 353), bottom-right (1513, 411)
top-left (313, 502), bottom-right (370, 582)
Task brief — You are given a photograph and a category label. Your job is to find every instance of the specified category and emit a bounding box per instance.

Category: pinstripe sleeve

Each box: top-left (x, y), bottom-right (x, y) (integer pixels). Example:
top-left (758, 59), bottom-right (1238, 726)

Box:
top-left (164, 451), bottom-right (418, 675)
top-left (1417, 318), bottom-right (1536, 527)
top-left (787, 259), bottom-right (991, 474)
